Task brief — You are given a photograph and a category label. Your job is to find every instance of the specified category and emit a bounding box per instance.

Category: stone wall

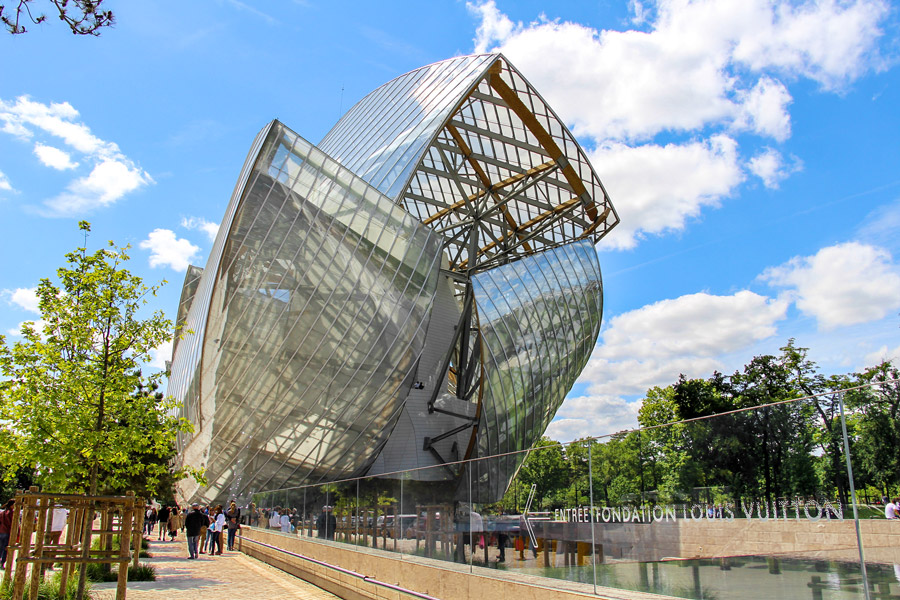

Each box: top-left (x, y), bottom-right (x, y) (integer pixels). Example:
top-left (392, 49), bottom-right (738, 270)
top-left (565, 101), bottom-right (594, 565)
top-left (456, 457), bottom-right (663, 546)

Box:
top-left (237, 527), bottom-right (669, 600)
top-left (547, 518), bottom-right (900, 564)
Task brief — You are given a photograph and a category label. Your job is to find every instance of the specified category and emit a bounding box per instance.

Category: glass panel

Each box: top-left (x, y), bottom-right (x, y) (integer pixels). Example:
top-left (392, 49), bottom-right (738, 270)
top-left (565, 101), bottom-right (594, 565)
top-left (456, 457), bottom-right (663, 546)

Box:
top-left (173, 121), bottom-right (446, 505)
top-left (846, 372), bottom-right (900, 592)
top-left (237, 388), bottom-right (900, 598)
top-left (469, 240), bottom-right (603, 502)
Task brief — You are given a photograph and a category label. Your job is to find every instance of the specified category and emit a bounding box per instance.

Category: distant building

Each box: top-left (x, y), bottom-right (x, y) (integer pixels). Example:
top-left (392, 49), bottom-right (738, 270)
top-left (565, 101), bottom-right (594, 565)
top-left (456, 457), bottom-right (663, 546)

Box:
top-left (170, 53), bottom-right (618, 505)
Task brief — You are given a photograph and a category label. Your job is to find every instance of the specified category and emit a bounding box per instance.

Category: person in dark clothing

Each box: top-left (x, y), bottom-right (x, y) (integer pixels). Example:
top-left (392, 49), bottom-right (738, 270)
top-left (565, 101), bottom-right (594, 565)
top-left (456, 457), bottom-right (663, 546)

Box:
top-left (157, 506), bottom-right (170, 541)
top-left (184, 504), bottom-right (206, 559)
top-left (497, 530), bottom-right (508, 562)
top-left (316, 506), bottom-right (336, 540)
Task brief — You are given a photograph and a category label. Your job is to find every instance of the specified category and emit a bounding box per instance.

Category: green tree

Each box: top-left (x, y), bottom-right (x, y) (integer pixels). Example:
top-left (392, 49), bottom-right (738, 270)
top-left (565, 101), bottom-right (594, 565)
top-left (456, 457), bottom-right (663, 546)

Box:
top-left (2, 0), bottom-right (113, 34)
top-left (849, 361), bottom-right (900, 499)
top-left (638, 385), bottom-right (705, 502)
top-left (517, 437), bottom-right (569, 509)
top-left (0, 222), bottom-right (194, 497)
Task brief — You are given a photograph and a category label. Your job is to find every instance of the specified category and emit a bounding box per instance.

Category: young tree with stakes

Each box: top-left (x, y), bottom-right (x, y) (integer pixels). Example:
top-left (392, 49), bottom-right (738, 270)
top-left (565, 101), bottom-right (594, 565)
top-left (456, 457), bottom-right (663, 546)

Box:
top-left (0, 221), bottom-right (196, 497)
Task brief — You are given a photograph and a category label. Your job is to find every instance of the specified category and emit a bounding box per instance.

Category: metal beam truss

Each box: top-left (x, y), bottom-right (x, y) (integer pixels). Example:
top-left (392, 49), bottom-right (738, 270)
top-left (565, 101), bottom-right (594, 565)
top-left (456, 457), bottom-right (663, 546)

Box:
top-left (415, 58), bottom-right (618, 467)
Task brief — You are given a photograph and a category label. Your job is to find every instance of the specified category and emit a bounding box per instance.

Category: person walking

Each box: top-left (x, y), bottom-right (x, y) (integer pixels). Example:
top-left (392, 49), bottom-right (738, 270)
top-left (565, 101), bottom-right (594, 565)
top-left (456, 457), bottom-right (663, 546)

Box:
top-left (0, 499), bottom-right (14, 568)
top-left (199, 506), bottom-right (209, 554)
top-left (316, 506), bottom-right (336, 540)
top-left (167, 506), bottom-right (180, 541)
top-left (184, 503), bottom-right (205, 559)
top-left (145, 506), bottom-right (157, 536)
top-left (225, 501), bottom-right (241, 551)
top-left (157, 505), bottom-right (170, 541)
top-left (210, 505), bottom-right (225, 555)
top-left (204, 507), bottom-right (216, 554)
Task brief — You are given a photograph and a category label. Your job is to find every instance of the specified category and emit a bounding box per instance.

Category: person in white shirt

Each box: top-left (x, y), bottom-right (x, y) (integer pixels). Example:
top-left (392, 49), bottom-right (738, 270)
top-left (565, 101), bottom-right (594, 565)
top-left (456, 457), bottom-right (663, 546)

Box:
top-left (280, 511), bottom-right (291, 533)
top-left (269, 508), bottom-right (281, 530)
top-left (209, 505), bottom-right (225, 555)
top-left (48, 507), bottom-right (68, 545)
top-left (886, 498), bottom-right (899, 519)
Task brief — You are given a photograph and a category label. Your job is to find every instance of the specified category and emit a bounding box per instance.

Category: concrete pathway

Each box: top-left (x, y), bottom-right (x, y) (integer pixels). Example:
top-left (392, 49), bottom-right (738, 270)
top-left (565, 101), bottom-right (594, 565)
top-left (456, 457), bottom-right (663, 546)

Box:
top-left (92, 533), bottom-right (339, 600)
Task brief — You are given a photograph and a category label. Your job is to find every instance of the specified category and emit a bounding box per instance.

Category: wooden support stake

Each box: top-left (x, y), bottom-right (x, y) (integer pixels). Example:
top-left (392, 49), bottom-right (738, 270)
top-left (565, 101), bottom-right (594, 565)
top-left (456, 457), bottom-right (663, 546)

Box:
top-left (29, 494), bottom-right (50, 600)
top-left (132, 499), bottom-right (145, 569)
top-left (13, 487), bottom-right (38, 600)
top-left (2, 490), bottom-right (22, 585)
top-left (115, 492), bottom-right (135, 600)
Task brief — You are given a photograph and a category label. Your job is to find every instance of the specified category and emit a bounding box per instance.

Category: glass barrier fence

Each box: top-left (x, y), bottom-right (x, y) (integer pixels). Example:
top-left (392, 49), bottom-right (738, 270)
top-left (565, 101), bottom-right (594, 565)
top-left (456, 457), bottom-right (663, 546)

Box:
top-left (246, 388), bottom-right (900, 600)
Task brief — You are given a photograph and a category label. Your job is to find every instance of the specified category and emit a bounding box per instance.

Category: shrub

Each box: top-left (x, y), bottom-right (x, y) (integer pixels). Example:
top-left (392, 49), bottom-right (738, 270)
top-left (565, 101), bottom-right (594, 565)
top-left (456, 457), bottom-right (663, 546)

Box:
top-left (85, 563), bottom-right (118, 583)
top-left (0, 573), bottom-right (93, 599)
top-left (127, 563), bottom-right (156, 581)
top-left (84, 561), bottom-right (155, 582)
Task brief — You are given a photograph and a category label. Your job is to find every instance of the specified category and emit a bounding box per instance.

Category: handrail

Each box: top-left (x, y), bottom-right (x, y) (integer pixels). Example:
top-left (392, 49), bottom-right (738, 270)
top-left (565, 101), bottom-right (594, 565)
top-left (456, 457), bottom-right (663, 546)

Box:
top-left (237, 533), bottom-right (441, 600)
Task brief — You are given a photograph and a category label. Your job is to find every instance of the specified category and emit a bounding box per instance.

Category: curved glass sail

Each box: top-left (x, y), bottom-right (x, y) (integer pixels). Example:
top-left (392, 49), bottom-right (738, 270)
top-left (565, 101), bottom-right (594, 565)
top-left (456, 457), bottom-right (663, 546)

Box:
top-left (319, 54), bottom-right (497, 200)
top-left (469, 239), bottom-right (603, 500)
top-left (174, 121), bottom-right (443, 504)
top-left (173, 53), bottom-right (618, 506)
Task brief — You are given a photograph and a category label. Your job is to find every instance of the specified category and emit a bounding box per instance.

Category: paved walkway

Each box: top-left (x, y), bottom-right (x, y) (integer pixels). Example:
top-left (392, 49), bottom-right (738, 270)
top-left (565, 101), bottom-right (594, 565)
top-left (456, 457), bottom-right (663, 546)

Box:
top-left (92, 533), bottom-right (339, 600)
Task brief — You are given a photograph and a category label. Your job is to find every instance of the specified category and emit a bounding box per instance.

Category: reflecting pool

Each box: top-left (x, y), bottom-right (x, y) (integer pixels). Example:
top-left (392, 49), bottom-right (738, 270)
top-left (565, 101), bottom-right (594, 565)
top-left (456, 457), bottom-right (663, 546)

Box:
top-left (501, 557), bottom-right (900, 599)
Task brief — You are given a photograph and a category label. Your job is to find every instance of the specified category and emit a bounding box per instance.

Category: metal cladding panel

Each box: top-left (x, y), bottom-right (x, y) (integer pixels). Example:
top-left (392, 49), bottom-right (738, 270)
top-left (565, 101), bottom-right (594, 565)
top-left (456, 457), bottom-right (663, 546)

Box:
top-left (172, 121), bottom-right (443, 504)
top-left (170, 121), bottom-right (275, 478)
top-left (318, 54), bottom-right (497, 200)
top-left (468, 239), bottom-right (603, 501)
top-left (367, 271), bottom-right (470, 480)
top-left (171, 265), bottom-right (203, 360)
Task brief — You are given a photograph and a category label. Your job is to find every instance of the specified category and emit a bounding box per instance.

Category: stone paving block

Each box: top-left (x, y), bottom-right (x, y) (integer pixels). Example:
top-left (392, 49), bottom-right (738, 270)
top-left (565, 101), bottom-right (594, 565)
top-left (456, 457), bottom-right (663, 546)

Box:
top-left (92, 535), bottom-right (339, 600)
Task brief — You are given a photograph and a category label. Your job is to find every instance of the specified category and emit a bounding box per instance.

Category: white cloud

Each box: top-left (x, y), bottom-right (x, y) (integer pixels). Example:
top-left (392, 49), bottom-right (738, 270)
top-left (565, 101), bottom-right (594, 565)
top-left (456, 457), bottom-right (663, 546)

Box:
top-left (0, 96), bottom-right (107, 155)
top-left (730, 0), bottom-right (890, 89)
top-left (4, 287), bottom-right (40, 313)
top-left (747, 148), bottom-right (802, 189)
top-left (465, 0), bottom-right (888, 247)
top-left (592, 136), bottom-right (743, 249)
top-left (548, 290), bottom-right (787, 441)
top-left (150, 340), bottom-right (173, 370)
top-left (0, 170), bottom-right (14, 193)
top-left (140, 229), bottom-right (200, 272)
top-left (856, 199), bottom-right (900, 249)
top-left (33, 142), bottom-right (79, 170)
top-left (547, 395), bottom-right (642, 440)
top-left (580, 290), bottom-right (787, 397)
top-left (735, 77), bottom-right (792, 141)
top-left (864, 344), bottom-right (900, 366)
top-left (44, 159), bottom-right (152, 216)
top-left (6, 320), bottom-right (46, 337)
top-left (468, 0), bottom-right (887, 143)
top-left (181, 216), bottom-right (220, 241)
top-left (761, 242), bottom-right (900, 330)
top-left (469, 0), bottom-right (515, 53)
top-left (0, 95), bottom-right (153, 215)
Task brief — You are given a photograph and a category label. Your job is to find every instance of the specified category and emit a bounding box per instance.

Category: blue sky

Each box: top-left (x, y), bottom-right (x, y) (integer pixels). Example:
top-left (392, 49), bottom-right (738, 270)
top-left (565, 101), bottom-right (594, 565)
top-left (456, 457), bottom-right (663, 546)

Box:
top-left (2, 0), bottom-right (899, 441)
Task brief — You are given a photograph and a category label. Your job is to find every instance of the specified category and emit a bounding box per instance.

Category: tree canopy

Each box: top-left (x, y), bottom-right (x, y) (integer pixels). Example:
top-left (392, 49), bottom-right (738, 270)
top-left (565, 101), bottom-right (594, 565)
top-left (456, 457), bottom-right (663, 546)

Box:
top-left (497, 339), bottom-right (900, 513)
top-left (0, 222), bottom-right (194, 497)
top-left (2, 0), bottom-right (113, 35)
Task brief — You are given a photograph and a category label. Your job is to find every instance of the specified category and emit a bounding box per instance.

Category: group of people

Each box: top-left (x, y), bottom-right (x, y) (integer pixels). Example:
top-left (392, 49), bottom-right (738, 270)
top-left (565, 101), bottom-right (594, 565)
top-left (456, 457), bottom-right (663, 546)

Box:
top-left (144, 504), bottom-right (185, 541)
top-left (0, 499), bottom-right (69, 570)
top-left (145, 500), bottom-right (243, 559)
top-left (254, 505), bottom-right (335, 539)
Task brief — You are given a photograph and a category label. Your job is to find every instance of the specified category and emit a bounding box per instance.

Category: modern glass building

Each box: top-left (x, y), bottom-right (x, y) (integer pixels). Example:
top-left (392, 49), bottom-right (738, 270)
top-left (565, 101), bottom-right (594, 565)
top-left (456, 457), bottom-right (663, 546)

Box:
top-left (170, 53), bottom-right (619, 505)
